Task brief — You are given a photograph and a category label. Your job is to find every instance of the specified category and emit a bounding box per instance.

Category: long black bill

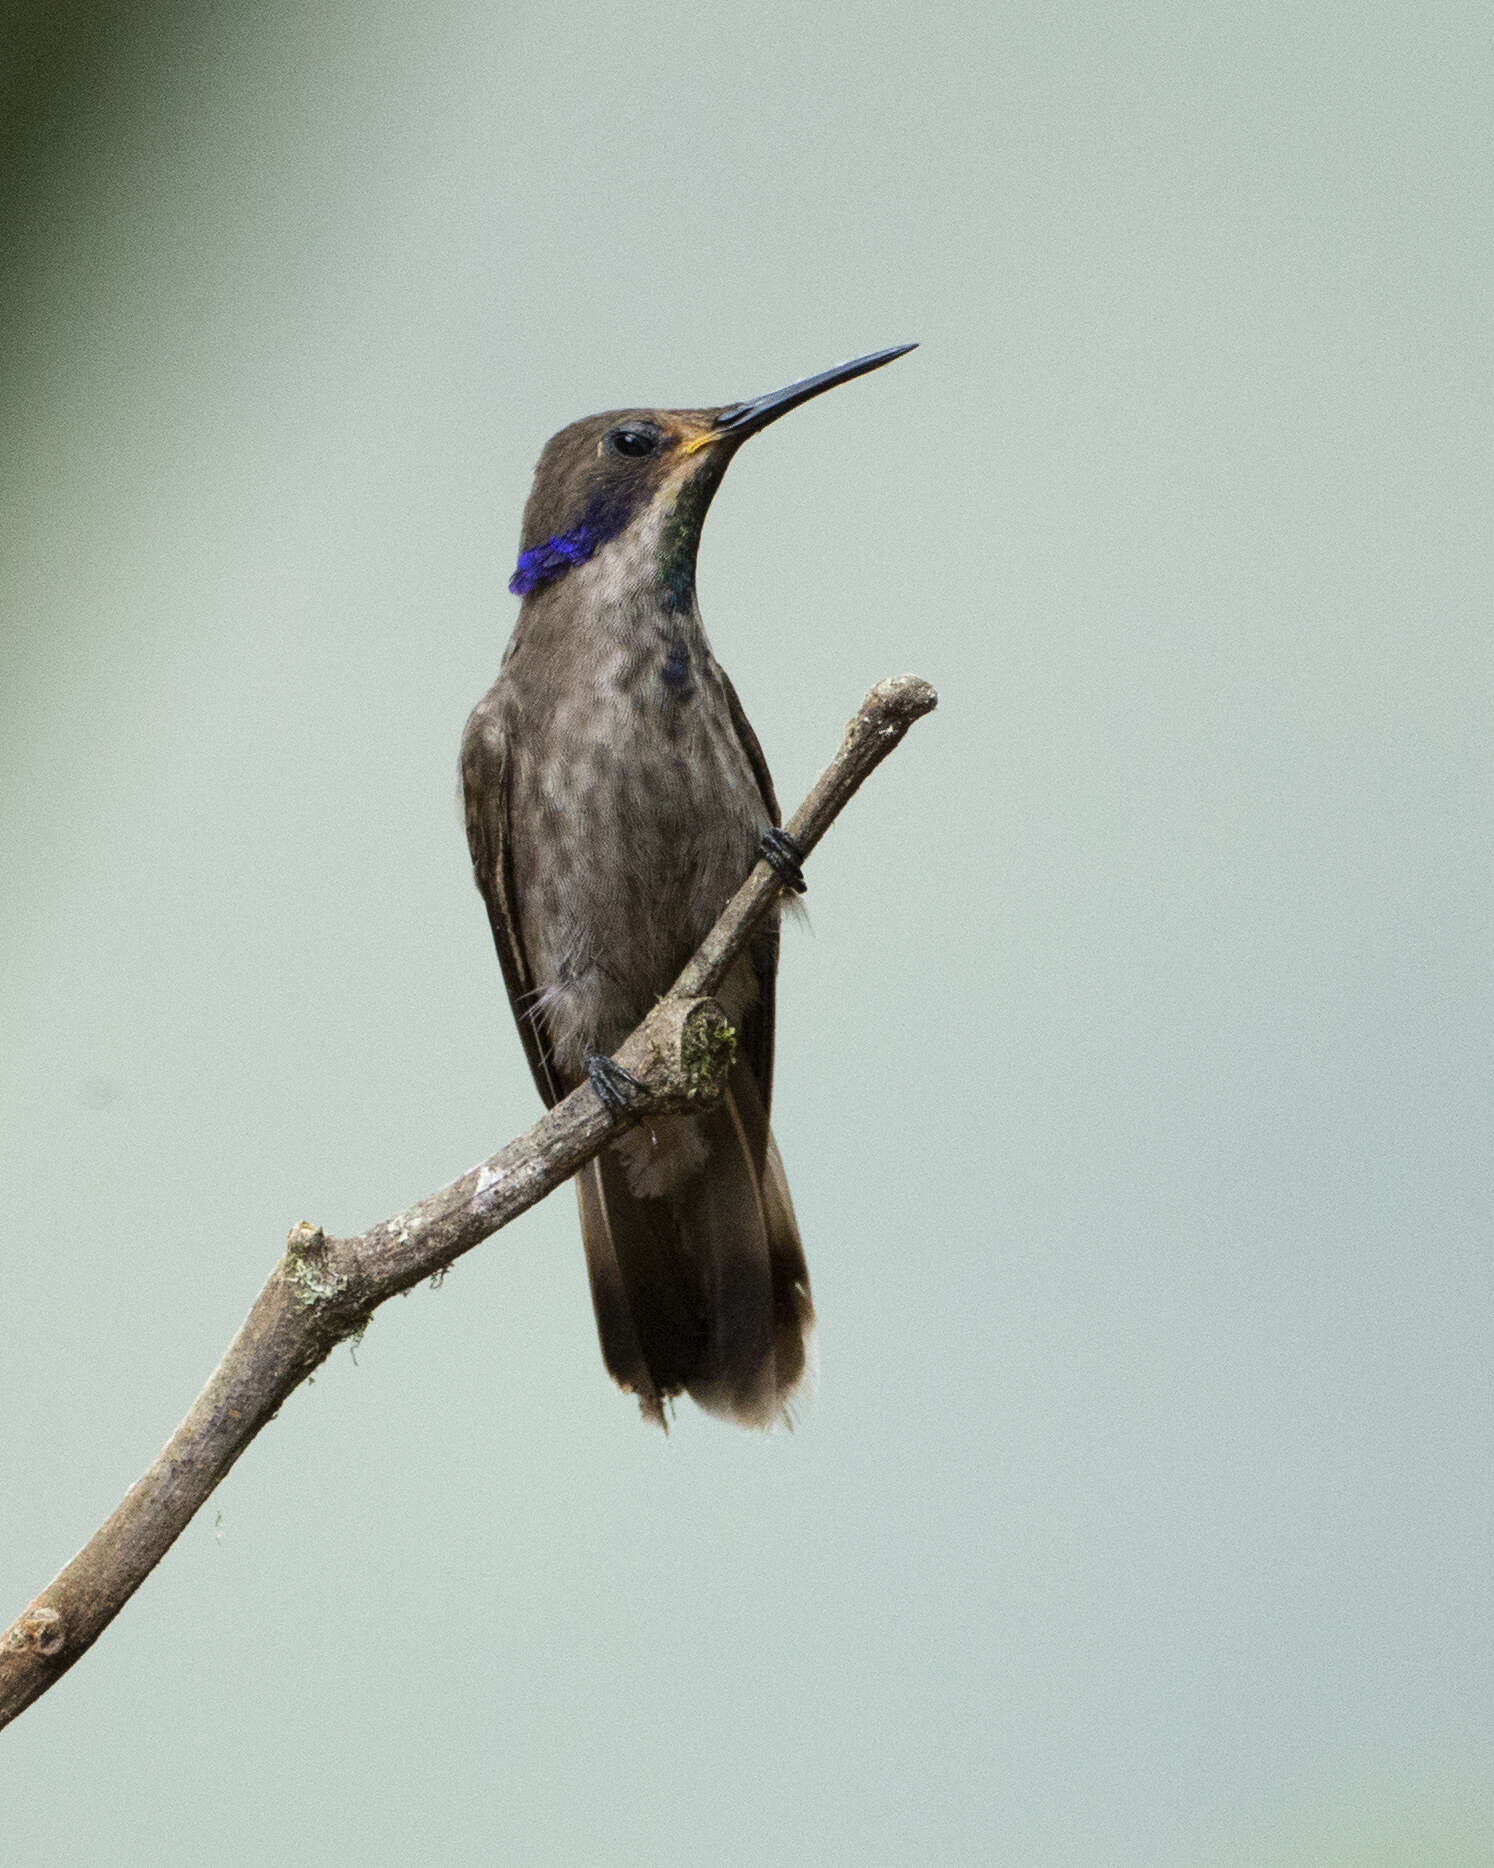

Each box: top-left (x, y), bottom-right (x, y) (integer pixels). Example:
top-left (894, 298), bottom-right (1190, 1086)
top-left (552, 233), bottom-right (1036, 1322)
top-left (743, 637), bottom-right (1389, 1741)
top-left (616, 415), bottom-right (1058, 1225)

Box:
top-left (713, 343), bottom-right (917, 437)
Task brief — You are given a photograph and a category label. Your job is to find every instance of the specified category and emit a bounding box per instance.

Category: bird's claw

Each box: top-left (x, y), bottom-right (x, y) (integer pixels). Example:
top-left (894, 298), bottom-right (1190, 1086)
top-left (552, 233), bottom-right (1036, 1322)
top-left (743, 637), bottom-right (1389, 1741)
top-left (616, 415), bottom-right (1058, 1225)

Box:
top-left (759, 827), bottom-right (808, 895)
top-left (586, 1053), bottom-right (645, 1119)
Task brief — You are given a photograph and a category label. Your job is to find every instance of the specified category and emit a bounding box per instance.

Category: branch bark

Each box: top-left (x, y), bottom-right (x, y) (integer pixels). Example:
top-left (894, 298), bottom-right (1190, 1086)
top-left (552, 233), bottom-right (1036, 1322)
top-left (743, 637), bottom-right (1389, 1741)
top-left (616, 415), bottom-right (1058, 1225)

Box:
top-left (0, 674), bottom-right (937, 1731)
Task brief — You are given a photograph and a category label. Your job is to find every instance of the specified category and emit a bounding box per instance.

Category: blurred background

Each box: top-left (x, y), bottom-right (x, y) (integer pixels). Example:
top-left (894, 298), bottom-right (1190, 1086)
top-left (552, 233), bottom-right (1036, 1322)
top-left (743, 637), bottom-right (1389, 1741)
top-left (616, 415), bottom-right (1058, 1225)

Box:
top-left (2, 1), bottom-right (1490, 1862)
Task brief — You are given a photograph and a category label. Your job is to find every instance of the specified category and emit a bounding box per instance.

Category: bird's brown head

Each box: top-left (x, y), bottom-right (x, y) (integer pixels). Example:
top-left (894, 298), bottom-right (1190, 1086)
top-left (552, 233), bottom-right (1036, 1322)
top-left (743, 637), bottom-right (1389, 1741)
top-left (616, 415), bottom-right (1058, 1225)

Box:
top-left (509, 344), bottom-right (916, 612)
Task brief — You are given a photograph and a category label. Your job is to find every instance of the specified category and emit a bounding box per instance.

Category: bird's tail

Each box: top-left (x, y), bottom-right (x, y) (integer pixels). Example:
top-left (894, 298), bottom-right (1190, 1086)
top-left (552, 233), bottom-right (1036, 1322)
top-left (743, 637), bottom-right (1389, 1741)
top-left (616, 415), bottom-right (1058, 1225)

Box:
top-left (575, 1059), bottom-right (813, 1427)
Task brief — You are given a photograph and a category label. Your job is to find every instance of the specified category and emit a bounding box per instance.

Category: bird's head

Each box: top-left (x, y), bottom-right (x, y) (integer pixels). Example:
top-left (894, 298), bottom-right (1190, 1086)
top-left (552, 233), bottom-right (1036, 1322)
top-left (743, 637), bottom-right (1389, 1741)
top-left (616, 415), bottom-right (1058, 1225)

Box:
top-left (509, 344), bottom-right (915, 610)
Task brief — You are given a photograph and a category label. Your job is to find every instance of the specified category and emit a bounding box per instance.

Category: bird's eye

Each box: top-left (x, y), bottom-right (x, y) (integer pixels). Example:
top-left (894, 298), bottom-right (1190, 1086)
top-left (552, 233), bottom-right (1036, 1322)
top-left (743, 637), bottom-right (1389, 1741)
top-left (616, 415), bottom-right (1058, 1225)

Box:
top-left (608, 427), bottom-right (657, 458)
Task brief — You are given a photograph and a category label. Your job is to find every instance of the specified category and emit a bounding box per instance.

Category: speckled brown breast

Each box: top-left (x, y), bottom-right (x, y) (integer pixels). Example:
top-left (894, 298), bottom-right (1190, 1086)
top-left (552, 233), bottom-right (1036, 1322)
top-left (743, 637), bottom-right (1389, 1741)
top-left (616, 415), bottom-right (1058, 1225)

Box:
top-left (497, 588), bottom-right (771, 1075)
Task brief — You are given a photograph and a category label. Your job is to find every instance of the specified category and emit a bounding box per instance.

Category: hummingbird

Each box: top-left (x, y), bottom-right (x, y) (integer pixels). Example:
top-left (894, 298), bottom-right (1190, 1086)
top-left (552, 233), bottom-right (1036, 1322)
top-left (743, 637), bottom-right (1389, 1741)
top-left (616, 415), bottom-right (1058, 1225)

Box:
top-left (461, 343), bottom-right (915, 1427)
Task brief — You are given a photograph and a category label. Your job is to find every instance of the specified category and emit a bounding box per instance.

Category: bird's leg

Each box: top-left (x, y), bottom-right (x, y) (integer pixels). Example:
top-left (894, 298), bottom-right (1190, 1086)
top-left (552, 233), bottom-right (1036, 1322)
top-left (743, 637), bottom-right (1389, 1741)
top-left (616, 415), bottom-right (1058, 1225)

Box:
top-left (586, 1052), bottom-right (645, 1119)
top-left (759, 826), bottom-right (808, 894)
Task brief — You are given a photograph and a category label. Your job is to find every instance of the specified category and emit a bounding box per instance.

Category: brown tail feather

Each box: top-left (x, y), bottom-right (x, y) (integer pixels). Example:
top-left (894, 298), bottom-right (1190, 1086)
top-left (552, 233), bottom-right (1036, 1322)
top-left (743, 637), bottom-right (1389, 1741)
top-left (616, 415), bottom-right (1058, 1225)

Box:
top-left (574, 1059), bottom-right (813, 1427)
top-left (761, 1131), bottom-right (813, 1403)
top-left (575, 1150), bottom-right (702, 1426)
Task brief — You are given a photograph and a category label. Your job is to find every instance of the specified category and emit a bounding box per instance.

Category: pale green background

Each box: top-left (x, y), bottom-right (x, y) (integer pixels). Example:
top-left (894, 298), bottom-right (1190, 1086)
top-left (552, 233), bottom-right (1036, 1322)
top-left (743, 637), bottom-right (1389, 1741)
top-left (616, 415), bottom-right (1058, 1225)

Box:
top-left (2, 2), bottom-right (1491, 1863)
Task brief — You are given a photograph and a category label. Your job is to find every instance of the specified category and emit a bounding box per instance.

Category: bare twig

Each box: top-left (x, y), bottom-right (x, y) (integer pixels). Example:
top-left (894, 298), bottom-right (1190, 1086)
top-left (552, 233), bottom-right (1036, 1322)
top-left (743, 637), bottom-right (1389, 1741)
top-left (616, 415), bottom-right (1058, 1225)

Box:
top-left (0, 674), bottom-right (937, 1731)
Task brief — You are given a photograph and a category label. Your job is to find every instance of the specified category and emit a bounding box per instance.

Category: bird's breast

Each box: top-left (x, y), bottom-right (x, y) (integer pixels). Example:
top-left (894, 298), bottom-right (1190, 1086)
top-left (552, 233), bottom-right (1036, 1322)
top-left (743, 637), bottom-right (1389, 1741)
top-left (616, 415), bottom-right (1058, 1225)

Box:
top-left (507, 621), bottom-right (770, 1064)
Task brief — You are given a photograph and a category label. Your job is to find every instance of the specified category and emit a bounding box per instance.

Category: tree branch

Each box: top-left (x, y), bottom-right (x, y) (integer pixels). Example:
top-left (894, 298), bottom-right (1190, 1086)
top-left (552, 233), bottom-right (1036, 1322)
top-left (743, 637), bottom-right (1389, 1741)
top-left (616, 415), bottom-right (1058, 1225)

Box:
top-left (0, 674), bottom-right (937, 1731)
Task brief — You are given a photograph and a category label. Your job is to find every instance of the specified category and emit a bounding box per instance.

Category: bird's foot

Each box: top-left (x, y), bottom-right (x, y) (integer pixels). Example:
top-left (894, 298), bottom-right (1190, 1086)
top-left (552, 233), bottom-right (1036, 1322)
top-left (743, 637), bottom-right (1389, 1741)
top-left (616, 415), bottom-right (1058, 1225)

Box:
top-left (759, 827), bottom-right (808, 895)
top-left (586, 1053), bottom-right (645, 1120)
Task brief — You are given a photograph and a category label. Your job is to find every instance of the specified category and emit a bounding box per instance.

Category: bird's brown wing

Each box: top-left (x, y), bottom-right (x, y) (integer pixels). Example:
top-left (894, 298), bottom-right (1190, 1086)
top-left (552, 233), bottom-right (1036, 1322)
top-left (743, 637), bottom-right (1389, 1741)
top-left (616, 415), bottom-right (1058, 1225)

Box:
top-left (719, 667), bottom-right (782, 828)
top-left (460, 697), bottom-right (562, 1109)
top-left (719, 669), bottom-right (783, 1119)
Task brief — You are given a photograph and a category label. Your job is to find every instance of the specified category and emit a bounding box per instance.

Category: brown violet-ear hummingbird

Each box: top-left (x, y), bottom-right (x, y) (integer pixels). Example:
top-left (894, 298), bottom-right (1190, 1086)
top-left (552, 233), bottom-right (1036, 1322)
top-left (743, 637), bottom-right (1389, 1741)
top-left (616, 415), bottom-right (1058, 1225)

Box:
top-left (461, 343), bottom-right (916, 1427)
